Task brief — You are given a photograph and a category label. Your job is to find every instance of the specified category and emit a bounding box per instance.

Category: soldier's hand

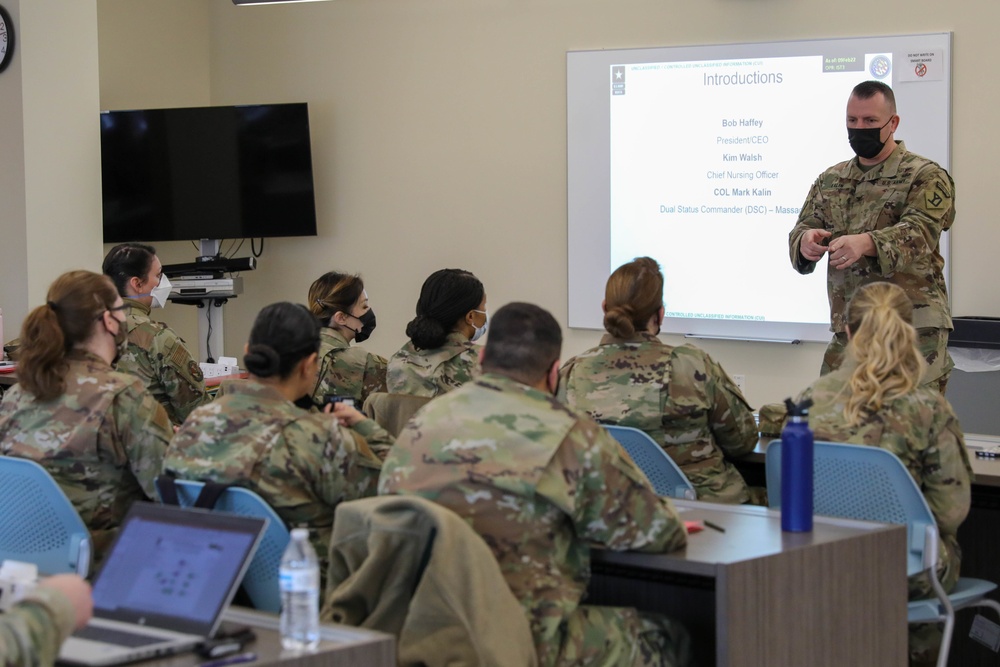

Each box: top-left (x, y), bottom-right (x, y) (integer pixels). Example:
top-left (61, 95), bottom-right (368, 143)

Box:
top-left (800, 229), bottom-right (832, 262)
top-left (38, 574), bottom-right (93, 630)
top-left (330, 401), bottom-right (366, 428)
top-left (828, 233), bottom-right (875, 270)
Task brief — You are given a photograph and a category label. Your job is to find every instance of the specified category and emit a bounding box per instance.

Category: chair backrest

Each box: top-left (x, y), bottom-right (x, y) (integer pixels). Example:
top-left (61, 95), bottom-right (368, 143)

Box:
top-left (765, 440), bottom-right (935, 577)
top-left (604, 425), bottom-right (697, 499)
top-left (156, 479), bottom-right (290, 613)
top-left (0, 456), bottom-right (91, 576)
top-left (362, 392), bottom-right (432, 437)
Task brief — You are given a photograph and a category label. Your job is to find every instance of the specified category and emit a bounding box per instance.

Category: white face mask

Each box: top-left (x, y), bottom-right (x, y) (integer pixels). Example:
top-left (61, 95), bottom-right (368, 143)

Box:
top-left (470, 309), bottom-right (489, 343)
top-left (148, 275), bottom-right (172, 309)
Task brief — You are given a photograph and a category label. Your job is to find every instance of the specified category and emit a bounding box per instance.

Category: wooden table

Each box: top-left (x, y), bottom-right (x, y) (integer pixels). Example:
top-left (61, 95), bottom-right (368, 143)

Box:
top-left (589, 499), bottom-right (907, 667)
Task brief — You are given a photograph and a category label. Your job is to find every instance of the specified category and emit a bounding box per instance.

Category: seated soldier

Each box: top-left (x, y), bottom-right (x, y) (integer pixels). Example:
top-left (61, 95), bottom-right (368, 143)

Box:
top-left (379, 302), bottom-right (692, 667)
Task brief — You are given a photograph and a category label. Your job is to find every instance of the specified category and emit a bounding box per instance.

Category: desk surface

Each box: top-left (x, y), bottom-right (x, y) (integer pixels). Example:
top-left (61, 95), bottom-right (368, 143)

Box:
top-left (591, 499), bottom-right (907, 667)
top-left (593, 499), bottom-right (902, 575)
top-left (145, 607), bottom-right (395, 667)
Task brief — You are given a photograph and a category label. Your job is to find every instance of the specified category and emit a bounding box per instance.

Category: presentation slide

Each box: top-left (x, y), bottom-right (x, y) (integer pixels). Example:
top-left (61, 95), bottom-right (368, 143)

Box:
top-left (568, 34), bottom-right (951, 342)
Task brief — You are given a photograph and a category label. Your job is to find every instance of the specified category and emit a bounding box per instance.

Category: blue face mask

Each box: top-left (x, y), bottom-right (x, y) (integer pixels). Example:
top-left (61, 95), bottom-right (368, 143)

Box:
top-left (470, 309), bottom-right (489, 343)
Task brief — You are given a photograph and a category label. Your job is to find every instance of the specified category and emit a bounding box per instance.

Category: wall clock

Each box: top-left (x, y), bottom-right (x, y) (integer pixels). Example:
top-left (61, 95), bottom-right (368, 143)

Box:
top-left (0, 4), bottom-right (14, 74)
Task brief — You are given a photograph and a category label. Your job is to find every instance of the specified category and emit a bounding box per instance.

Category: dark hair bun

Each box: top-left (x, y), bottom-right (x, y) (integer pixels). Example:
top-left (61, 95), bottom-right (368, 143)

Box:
top-left (406, 315), bottom-right (447, 350)
top-left (244, 344), bottom-right (281, 378)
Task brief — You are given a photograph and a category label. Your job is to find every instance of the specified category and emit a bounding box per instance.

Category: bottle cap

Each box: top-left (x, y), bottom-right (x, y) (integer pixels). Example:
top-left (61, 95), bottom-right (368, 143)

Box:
top-left (783, 397), bottom-right (813, 417)
top-left (290, 528), bottom-right (309, 540)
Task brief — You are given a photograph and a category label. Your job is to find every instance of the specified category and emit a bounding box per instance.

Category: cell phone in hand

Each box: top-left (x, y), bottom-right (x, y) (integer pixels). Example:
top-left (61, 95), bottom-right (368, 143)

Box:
top-left (324, 394), bottom-right (356, 408)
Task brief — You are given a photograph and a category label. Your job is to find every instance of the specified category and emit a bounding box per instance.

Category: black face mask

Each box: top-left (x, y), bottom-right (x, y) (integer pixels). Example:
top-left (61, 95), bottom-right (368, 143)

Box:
top-left (110, 317), bottom-right (128, 367)
top-left (350, 308), bottom-right (377, 343)
top-left (847, 117), bottom-right (893, 160)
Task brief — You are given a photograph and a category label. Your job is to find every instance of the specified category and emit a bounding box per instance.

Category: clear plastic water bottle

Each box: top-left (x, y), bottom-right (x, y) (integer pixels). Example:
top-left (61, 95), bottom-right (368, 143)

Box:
top-left (279, 528), bottom-right (320, 651)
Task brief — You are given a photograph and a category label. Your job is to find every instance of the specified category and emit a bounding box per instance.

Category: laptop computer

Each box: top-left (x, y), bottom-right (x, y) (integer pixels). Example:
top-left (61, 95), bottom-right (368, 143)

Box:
top-left (58, 502), bottom-right (266, 667)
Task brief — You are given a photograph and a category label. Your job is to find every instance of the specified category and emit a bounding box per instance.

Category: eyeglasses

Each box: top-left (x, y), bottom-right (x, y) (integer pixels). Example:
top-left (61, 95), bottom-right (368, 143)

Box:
top-left (96, 304), bottom-right (129, 322)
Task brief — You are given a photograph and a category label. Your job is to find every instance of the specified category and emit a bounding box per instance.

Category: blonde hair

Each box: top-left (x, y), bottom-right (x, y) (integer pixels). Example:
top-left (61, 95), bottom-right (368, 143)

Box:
top-left (603, 257), bottom-right (663, 338)
top-left (843, 282), bottom-right (925, 425)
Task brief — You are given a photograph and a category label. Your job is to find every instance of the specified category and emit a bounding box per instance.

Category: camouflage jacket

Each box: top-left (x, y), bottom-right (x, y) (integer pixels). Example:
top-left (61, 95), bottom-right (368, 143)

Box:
top-left (379, 373), bottom-right (687, 657)
top-left (117, 299), bottom-right (208, 425)
top-left (386, 332), bottom-right (480, 397)
top-left (0, 350), bottom-right (172, 559)
top-left (164, 379), bottom-right (389, 579)
top-left (310, 327), bottom-right (387, 406)
top-left (559, 334), bottom-right (757, 504)
top-left (789, 141), bottom-right (955, 333)
top-left (0, 587), bottom-right (76, 667)
top-left (797, 362), bottom-right (973, 589)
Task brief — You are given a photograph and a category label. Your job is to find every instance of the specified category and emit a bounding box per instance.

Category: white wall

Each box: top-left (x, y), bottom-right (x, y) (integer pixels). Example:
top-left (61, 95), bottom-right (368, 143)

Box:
top-left (90, 0), bottom-right (998, 407)
top-left (0, 0), bottom-right (103, 338)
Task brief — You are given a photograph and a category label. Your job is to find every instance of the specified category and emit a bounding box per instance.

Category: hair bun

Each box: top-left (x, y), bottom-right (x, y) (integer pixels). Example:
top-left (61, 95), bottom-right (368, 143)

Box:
top-left (244, 343), bottom-right (281, 377)
top-left (604, 305), bottom-right (637, 339)
top-left (406, 315), bottom-right (448, 350)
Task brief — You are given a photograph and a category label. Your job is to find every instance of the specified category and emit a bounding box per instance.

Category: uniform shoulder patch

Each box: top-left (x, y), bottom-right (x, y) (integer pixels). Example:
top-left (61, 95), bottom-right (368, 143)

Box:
top-left (923, 178), bottom-right (952, 211)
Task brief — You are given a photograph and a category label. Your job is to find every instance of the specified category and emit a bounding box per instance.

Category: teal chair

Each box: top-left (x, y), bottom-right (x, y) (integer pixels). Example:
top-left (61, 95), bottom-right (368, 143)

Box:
top-left (0, 456), bottom-right (91, 576)
top-left (155, 478), bottom-right (289, 613)
top-left (604, 425), bottom-right (696, 499)
top-left (766, 440), bottom-right (1000, 667)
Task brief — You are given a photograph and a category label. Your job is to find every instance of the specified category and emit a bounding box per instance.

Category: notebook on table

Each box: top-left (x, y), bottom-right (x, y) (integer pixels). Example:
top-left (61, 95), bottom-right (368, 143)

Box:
top-left (58, 502), bottom-right (266, 667)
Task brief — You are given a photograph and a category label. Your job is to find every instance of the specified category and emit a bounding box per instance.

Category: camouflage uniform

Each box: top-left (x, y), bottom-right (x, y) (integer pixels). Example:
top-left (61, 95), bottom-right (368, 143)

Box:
top-left (788, 142), bottom-right (956, 388)
top-left (164, 378), bottom-right (391, 586)
top-left (310, 327), bottom-right (387, 406)
top-left (0, 587), bottom-right (76, 667)
top-left (386, 332), bottom-right (480, 397)
top-left (559, 334), bottom-right (757, 504)
top-left (797, 363), bottom-right (973, 663)
top-left (379, 373), bottom-right (691, 667)
top-left (117, 298), bottom-right (208, 425)
top-left (0, 350), bottom-right (172, 560)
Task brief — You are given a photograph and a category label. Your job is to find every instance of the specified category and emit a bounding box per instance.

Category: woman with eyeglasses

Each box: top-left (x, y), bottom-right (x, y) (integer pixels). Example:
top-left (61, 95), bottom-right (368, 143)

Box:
top-left (307, 271), bottom-right (387, 407)
top-left (0, 271), bottom-right (173, 561)
top-left (387, 268), bottom-right (488, 398)
top-left (102, 243), bottom-right (208, 425)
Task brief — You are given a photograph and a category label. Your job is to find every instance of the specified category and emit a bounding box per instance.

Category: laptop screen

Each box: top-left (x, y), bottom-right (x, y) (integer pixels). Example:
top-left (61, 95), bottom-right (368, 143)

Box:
top-left (91, 503), bottom-right (265, 636)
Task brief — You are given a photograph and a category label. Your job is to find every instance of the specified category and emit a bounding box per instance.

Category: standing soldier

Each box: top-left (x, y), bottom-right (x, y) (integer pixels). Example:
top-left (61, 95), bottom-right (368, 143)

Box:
top-left (789, 80), bottom-right (956, 392)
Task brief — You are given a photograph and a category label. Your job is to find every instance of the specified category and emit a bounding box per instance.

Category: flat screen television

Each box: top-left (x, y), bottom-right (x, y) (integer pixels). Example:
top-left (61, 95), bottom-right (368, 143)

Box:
top-left (101, 103), bottom-right (318, 243)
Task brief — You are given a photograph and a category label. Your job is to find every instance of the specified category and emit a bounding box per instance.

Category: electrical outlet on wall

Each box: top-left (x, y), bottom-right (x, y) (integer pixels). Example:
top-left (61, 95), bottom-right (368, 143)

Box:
top-left (732, 374), bottom-right (746, 394)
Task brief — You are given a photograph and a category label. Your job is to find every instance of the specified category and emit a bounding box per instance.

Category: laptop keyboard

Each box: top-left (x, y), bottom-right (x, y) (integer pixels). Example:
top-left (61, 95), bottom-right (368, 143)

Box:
top-left (73, 625), bottom-right (169, 647)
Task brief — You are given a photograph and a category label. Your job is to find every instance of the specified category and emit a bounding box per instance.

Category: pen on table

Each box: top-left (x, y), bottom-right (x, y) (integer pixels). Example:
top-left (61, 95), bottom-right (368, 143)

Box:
top-left (201, 651), bottom-right (257, 667)
top-left (703, 520), bottom-right (726, 533)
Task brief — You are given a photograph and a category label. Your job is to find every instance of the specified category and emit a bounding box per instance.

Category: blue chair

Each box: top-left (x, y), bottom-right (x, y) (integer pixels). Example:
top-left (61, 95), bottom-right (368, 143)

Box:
top-left (0, 456), bottom-right (91, 576)
top-left (604, 425), bottom-right (696, 499)
top-left (155, 478), bottom-right (290, 613)
top-left (766, 440), bottom-right (1000, 667)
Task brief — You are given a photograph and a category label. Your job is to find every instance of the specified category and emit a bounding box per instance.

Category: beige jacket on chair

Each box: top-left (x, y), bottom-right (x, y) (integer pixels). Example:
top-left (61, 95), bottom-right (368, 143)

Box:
top-left (321, 495), bottom-right (538, 667)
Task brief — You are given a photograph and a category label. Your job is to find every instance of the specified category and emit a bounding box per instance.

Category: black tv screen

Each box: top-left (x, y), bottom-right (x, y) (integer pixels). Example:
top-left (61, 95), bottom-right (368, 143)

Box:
top-left (101, 103), bottom-right (318, 243)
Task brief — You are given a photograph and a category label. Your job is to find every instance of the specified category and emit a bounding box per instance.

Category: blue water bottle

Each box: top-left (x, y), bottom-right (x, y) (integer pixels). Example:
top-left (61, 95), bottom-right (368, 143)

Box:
top-left (780, 397), bottom-right (814, 532)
